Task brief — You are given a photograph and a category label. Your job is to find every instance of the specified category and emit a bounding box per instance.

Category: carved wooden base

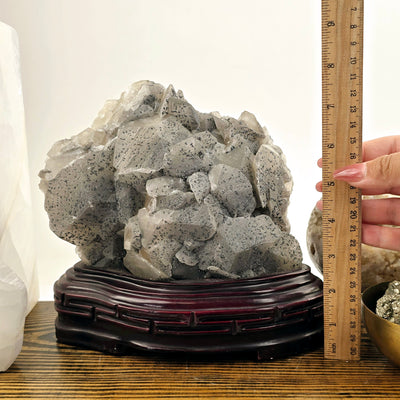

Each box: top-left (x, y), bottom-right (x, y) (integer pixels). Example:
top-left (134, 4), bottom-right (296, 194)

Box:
top-left (54, 263), bottom-right (323, 360)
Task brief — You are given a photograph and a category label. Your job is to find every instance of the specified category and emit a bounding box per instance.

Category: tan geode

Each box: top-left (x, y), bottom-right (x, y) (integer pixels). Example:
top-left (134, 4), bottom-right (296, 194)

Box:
top-left (307, 206), bottom-right (400, 291)
top-left (40, 80), bottom-right (302, 280)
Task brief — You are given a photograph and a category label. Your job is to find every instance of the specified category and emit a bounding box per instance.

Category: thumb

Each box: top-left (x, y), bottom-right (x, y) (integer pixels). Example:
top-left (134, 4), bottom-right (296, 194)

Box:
top-left (333, 152), bottom-right (400, 195)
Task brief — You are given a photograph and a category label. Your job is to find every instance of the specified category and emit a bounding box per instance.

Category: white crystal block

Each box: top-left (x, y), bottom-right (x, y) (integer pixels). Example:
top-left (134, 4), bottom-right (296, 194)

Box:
top-left (0, 265), bottom-right (27, 371)
top-left (0, 22), bottom-right (38, 371)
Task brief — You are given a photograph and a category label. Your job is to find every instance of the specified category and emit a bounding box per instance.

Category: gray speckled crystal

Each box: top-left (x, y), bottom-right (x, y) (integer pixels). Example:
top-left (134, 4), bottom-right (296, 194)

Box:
top-left (252, 144), bottom-right (292, 231)
top-left (147, 190), bottom-right (196, 212)
top-left (198, 215), bottom-right (298, 278)
top-left (187, 172), bottom-right (210, 204)
top-left (208, 164), bottom-right (256, 217)
top-left (175, 245), bottom-right (199, 266)
top-left (146, 177), bottom-right (186, 197)
top-left (163, 132), bottom-right (219, 178)
top-left (40, 80), bottom-right (301, 280)
top-left (124, 216), bottom-right (141, 251)
top-left (377, 281), bottom-right (400, 324)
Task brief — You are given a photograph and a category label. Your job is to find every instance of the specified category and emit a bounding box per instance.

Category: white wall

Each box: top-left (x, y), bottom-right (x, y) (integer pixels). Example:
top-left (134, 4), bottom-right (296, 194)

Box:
top-left (1, 0), bottom-right (400, 300)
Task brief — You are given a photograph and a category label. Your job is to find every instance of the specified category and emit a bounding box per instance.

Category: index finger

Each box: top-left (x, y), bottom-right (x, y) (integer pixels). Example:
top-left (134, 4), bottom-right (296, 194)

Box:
top-left (363, 135), bottom-right (400, 161)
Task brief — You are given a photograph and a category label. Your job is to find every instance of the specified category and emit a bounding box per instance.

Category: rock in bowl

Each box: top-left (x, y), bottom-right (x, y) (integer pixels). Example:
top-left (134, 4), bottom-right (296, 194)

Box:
top-left (362, 282), bottom-right (400, 367)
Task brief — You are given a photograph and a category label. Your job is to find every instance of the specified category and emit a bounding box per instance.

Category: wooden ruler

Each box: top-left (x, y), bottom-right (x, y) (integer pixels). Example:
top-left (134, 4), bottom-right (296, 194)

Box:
top-left (321, 0), bottom-right (364, 360)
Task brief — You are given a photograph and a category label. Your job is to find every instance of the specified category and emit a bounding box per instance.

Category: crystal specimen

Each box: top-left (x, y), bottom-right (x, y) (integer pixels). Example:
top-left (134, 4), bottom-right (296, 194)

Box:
top-left (40, 80), bottom-right (302, 280)
top-left (1, 22), bottom-right (38, 371)
top-left (307, 205), bottom-right (400, 291)
top-left (376, 281), bottom-right (400, 324)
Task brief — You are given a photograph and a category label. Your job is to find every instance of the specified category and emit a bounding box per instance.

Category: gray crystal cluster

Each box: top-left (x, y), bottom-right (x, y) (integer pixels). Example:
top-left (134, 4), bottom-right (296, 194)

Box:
top-left (40, 80), bottom-right (302, 280)
top-left (377, 281), bottom-right (400, 324)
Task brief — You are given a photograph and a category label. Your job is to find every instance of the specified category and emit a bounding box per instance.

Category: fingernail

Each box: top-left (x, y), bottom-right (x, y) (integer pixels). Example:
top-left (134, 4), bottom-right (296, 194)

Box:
top-left (333, 164), bottom-right (366, 181)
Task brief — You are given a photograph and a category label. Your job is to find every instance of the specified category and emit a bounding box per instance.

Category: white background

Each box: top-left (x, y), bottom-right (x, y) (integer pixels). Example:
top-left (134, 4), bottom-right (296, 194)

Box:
top-left (1, 0), bottom-right (400, 300)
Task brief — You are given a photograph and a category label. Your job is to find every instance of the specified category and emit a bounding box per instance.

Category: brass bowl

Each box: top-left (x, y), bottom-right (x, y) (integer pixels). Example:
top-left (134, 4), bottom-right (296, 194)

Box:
top-left (362, 282), bottom-right (400, 367)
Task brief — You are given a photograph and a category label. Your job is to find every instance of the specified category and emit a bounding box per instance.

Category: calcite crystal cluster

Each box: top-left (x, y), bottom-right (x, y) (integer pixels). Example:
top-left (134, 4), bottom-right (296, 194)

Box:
top-left (40, 81), bottom-right (302, 280)
top-left (377, 281), bottom-right (400, 324)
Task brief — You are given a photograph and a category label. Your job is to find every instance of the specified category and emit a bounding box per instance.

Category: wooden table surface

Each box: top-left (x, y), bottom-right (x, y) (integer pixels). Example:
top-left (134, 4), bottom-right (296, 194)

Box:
top-left (1, 302), bottom-right (399, 399)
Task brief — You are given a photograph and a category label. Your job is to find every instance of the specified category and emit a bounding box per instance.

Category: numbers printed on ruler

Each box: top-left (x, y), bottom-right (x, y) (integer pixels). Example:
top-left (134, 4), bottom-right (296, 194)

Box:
top-left (322, 0), bottom-right (363, 361)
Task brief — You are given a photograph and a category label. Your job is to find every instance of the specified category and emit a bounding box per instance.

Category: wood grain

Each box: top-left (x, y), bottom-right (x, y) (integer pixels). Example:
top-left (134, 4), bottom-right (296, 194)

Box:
top-left (1, 302), bottom-right (399, 399)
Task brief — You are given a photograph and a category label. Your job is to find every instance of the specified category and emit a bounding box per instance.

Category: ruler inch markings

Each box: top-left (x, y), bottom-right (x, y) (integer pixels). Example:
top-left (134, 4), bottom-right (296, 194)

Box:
top-left (322, 0), bottom-right (363, 361)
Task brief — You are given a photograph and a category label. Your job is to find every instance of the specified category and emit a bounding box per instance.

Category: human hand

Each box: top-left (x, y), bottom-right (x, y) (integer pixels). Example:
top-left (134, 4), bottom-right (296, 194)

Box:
top-left (316, 135), bottom-right (400, 251)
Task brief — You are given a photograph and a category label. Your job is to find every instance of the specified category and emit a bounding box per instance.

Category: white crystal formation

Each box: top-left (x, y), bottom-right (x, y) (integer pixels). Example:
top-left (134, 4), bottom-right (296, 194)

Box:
top-left (40, 80), bottom-right (302, 280)
top-left (0, 22), bottom-right (38, 371)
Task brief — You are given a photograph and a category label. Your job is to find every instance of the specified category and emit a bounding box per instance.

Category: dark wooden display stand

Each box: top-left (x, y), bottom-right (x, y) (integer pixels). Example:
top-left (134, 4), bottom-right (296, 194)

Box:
top-left (54, 262), bottom-right (323, 360)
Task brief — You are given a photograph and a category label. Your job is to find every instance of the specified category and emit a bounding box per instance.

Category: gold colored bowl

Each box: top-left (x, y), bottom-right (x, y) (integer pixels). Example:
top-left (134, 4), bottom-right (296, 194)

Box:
top-left (362, 282), bottom-right (400, 367)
